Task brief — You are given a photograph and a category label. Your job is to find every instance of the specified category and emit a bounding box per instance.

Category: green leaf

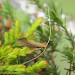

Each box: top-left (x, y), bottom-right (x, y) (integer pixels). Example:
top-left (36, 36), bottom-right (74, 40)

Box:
top-left (4, 47), bottom-right (34, 64)
top-left (19, 47), bottom-right (34, 56)
top-left (26, 60), bottom-right (48, 73)
top-left (25, 17), bottom-right (43, 37)
top-left (0, 65), bottom-right (26, 72)
top-left (0, 46), bottom-right (12, 57)
top-left (2, 0), bottom-right (15, 19)
top-left (50, 11), bottom-right (63, 25)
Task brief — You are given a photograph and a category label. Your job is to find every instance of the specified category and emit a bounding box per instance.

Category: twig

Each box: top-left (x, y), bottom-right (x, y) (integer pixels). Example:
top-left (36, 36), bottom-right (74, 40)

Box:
top-left (64, 27), bottom-right (74, 49)
top-left (22, 6), bottom-right (52, 65)
top-left (22, 48), bottom-right (46, 65)
top-left (61, 24), bottom-right (74, 75)
top-left (69, 62), bottom-right (72, 75)
top-left (66, 70), bottom-right (68, 75)
top-left (51, 48), bottom-right (56, 75)
top-left (48, 7), bottom-right (57, 75)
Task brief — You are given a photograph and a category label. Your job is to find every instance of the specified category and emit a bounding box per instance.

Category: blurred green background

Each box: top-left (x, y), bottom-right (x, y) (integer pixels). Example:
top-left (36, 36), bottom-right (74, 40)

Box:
top-left (62, 0), bottom-right (75, 18)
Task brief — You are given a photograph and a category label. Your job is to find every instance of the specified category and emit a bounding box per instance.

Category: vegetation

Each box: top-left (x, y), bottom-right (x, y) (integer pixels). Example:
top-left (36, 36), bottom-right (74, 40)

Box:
top-left (0, 0), bottom-right (75, 75)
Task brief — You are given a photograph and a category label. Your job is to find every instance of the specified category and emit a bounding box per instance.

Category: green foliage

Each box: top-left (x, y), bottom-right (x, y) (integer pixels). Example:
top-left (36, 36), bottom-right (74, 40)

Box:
top-left (26, 60), bottom-right (48, 73)
top-left (0, 65), bottom-right (26, 73)
top-left (1, 0), bottom-right (75, 75)
top-left (0, 1), bottom-right (47, 75)
top-left (25, 17), bottom-right (43, 38)
top-left (62, 47), bottom-right (73, 62)
top-left (14, 10), bottom-right (31, 33)
top-left (31, 0), bottom-right (74, 75)
top-left (0, 60), bottom-right (48, 75)
top-left (2, 0), bottom-right (15, 19)
top-left (4, 20), bottom-right (21, 45)
top-left (0, 46), bottom-right (34, 64)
